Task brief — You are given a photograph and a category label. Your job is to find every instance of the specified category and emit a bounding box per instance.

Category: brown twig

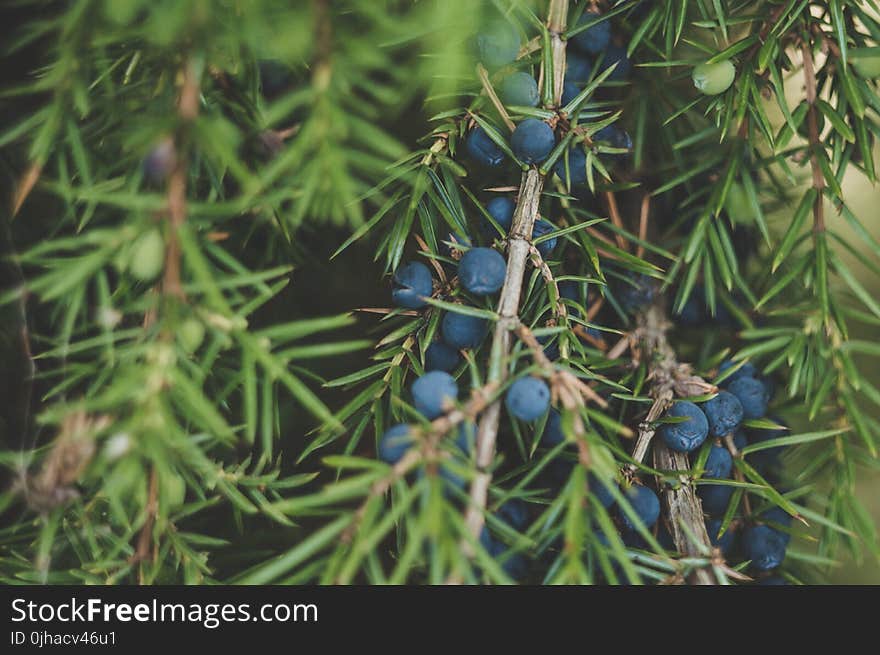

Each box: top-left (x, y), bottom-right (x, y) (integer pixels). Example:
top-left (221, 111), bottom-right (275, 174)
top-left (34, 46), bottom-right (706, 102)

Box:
top-left (627, 303), bottom-right (720, 585)
top-left (572, 325), bottom-right (608, 351)
top-left (606, 333), bottom-right (632, 360)
top-left (585, 296), bottom-right (604, 322)
top-left (414, 234), bottom-right (448, 284)
top-left (162, 61), bottom-right (200, 300)
top-left (515, 324), bottom-right (608, 410)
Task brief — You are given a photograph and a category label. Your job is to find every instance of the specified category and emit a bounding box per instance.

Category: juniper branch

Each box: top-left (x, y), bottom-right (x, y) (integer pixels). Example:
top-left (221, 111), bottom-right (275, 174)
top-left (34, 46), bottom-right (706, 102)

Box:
top-left (460, 0), bottom-right (569, 563)
top-left (133, 58), bottom-right (201, 571)
top-left (461, 168), bottom-right (543, 555)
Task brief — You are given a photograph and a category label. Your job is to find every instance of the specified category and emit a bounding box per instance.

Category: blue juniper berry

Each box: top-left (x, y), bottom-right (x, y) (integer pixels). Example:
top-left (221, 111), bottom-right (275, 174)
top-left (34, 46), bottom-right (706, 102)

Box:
top-left (392, 262), bottom-right (433, 309)
top-left (505, 377), bottom-right (551, 421)
top-left (411, 371), bottom-right (458, 419)
top-left (657, 401), bottom-right (709, 453)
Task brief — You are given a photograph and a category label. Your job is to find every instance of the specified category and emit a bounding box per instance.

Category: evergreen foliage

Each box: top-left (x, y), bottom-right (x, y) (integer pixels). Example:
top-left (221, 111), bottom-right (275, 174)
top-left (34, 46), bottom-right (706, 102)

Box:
top-left (2, 0), bottom-right (880, 585)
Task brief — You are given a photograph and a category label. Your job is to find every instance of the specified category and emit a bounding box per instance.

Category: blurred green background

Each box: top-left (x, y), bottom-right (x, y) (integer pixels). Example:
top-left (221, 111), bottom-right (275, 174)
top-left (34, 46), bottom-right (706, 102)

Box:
top-left (813, 163), bottom-right (880, 583)
top-left (763, 69), bottom-right (880, 583)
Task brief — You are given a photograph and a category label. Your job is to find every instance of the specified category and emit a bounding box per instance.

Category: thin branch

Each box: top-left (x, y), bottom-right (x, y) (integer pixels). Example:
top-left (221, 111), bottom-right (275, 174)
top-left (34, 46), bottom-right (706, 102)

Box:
top-left (162, 60), bottom-right (199, 300)
top-left (134, 58), bottom-right (201, 572)
top-left (572, 324), bottom-right (607, 350)
top-left (585, 295), bottom-right (604, 322)
top-left (628, 396), bottom-right (669, 466)
top-left (134, 466), bottom-right (159, 578)
top-left (547, 0), bottom-right (569, 106)
top-left (515, 324), bottom-right (608, 409)
top-left (458, 0), bottom-right (570, 571)
top-left (462, 168), bottom-right (543, 548)
top-left (652, 446), bottom-right (717, 585)
top-left (414, 234), bottom-right (448, 284)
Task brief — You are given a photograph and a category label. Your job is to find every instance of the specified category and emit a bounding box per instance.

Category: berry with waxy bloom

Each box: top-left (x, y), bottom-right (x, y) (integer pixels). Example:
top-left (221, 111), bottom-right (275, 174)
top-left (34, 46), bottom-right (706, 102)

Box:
top-left (392, 261), bottom-right (433, 309)
top-left (458, 247), bottom-right (507, 295)
top-left (510, 118), bottom-right (556, 164)
top-left (692, 59), bottom-right (736, 95)
top-left (505, 377), bottom-right (551, 421)
top-left (411, 371), bottom-right (458, 419)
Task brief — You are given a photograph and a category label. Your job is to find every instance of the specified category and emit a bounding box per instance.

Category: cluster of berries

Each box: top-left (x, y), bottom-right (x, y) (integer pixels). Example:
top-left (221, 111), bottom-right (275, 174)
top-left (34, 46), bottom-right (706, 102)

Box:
top-left (541, 406), bottom-right (660, 550)
top-left (378, 10), bottom-right (652, 580)
top-left (655, 359), bottom-right (792, 579)
top-left (390, 243), bottom-right (504, 369)
top-left (467, 10), bottom-right (633, 190)
top-left (377, 8), bottom-right (787, 583)
top-left (557, 11), bottom-right (633, 186)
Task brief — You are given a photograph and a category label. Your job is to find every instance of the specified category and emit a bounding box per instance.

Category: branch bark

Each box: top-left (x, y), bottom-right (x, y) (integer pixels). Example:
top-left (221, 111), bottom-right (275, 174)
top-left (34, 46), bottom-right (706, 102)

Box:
top-left (161, 60), bottom-right (200, 300)
top-left (631, 304), bottom-right (719, 585)
top-left (463, 169), bottom-right (543, 542)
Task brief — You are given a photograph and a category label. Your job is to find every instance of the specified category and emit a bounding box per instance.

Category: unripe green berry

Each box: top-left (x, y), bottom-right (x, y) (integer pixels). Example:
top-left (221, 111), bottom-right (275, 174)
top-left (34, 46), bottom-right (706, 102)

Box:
top-left (692, 60), bottom-right (736, 95)
top-left (162, 472), bottom-right (186, 509)
top-left (724, 181), bottom-right (753, 225)
top-left (128, 228), bottom-right (165, 282)
top-left (178, 318), bottom-right (206, 354)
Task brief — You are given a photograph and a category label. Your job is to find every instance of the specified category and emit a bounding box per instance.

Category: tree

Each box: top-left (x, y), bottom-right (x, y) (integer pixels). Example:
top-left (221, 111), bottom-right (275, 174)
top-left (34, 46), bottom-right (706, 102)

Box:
top-left (1, 0), bottom-right (878, 585)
